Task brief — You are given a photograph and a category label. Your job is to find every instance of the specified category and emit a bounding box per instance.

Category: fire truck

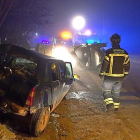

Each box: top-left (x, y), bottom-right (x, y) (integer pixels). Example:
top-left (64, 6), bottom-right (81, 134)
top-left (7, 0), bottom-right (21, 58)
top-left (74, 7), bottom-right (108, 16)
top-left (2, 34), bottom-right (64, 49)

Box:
top-left (36, 40), bottom-right (53, 56)
top-left (35, 32), bottom-right (107, 69)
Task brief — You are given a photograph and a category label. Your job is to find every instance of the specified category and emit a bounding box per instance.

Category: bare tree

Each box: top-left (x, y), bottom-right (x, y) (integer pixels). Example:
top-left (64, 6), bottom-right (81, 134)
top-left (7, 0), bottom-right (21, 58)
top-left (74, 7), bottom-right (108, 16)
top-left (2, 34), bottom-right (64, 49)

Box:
top-left (0, 0), bottom-right (52, 48)
top-left (0, 0), bottom-right (15, 27)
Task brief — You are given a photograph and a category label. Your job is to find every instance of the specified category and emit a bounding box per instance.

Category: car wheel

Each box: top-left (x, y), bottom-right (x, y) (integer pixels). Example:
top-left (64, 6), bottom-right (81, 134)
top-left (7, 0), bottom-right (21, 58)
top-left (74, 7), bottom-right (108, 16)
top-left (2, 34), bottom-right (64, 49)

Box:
top-left (29, 107), bottom-right (50, 137)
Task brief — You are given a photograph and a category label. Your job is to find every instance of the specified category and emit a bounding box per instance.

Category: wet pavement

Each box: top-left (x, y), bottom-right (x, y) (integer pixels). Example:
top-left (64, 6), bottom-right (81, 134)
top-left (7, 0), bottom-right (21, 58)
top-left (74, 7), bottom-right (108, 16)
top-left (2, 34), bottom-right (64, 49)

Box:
top-left (0, 55), bottom-right (140, 140)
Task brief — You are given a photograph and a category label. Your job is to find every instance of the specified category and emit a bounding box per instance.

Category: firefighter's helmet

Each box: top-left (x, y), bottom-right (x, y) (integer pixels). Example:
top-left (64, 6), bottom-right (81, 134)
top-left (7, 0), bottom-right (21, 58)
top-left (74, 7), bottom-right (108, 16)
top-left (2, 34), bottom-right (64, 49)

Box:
top-left (51, 63), bottom-right (56, 70)
top-left (110, 33), bottom-right (121, 43)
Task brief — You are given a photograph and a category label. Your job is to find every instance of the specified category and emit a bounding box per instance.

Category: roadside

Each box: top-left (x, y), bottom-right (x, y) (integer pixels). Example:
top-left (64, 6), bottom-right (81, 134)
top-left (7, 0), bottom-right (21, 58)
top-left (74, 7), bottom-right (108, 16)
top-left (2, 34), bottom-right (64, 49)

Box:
top-left (0, 54), bottom-right (140, 140)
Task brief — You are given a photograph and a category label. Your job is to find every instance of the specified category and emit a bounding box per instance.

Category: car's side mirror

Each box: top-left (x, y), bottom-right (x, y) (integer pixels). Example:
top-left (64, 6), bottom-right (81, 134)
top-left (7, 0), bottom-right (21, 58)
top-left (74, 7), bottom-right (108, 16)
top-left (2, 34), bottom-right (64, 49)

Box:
top-left (74, 74), bottom-right (80, 80)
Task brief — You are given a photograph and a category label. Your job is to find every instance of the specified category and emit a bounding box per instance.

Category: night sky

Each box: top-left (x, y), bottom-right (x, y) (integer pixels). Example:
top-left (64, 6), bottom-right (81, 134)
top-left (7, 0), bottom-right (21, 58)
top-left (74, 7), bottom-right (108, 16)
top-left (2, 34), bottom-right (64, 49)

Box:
top-left (50, 0), bottom-right (140, 54)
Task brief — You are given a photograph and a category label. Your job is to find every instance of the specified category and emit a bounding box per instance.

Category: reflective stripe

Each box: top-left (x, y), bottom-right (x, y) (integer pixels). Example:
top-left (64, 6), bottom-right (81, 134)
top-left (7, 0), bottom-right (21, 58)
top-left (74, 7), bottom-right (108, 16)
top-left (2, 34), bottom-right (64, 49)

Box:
top-left (114, 102), bottom-right (120, 106)
top-left (110, 55), bottom-right (113, 74)
top-left (105, 56), bottom-right (109, 61)
top-left (105, 73), bottom-right (124, 77)
top-left (124, 72), bottom-right (129, 74)
top-left (103, 53), bottom-right (129, 77)
top-left (104, 98), bottom-right (113, 102)
top-left (124, 55), bottom-right (129, 65)
top-left (105, 100), bottom-right (113, 105)
top-left (109, 54), bottom-right (128, 57)
top-left (124, 58), bottom-right (130, 64)
top-left (113, 102), bottom-right (120, 108)
top-left (124, 55), bottom-right (129, 61)
top-left (112, 91), bottom-right (120, 94)
top-left (114, 106), bottom-right (119, 109)
top-left (104, 98), bottom-right (113, 105)
top-left (103, 90), bottom-right (111, 92)
top-left (100, 72), bottom-right (105, 75)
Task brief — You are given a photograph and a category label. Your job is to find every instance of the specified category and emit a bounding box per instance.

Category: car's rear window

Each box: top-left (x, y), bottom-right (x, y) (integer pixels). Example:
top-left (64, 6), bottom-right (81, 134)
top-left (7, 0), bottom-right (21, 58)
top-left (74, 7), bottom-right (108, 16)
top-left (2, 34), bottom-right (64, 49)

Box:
top-left (0, 54), bottom-right (37, 77)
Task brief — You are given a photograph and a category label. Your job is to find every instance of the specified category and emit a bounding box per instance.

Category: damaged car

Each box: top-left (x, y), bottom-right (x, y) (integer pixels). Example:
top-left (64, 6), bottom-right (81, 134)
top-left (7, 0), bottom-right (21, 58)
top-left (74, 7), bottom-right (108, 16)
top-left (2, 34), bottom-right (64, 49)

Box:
top-left (0, 44), bottom-right (79, 136)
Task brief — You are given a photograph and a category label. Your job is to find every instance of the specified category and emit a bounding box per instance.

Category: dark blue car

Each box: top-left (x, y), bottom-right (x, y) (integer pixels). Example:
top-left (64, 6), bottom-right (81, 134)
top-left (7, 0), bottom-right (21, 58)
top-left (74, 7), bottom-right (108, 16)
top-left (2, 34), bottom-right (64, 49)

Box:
top-left (0, 44), bottom-right (79, 136)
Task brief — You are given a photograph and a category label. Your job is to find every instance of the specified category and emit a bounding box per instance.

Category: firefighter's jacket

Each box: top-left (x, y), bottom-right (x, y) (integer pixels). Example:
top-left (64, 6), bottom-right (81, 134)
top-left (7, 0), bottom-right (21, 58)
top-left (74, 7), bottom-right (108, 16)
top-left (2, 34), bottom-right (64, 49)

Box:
top-left (100, 47), bottom-right (130, 78)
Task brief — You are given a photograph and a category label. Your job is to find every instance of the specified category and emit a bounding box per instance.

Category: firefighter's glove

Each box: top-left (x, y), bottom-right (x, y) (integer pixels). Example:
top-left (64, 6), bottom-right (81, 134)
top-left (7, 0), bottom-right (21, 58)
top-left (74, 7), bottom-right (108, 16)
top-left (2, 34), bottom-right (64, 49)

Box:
top-left (99, 74), bottom-right (104, 79)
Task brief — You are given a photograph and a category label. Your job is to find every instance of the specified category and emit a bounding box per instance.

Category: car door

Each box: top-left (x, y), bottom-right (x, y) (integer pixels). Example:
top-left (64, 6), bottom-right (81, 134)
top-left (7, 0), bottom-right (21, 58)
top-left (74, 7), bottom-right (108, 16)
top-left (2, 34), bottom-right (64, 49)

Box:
top-left (49, 61), bottom-right (63, 110)
top-left (59, 62), bottom-right (75, 100)
top-left (65, 62), bottom-right (74, 86)
top-left (55, 61), bottom-right (74, 98)
top-left (57, 61), bottom-right (69, 99)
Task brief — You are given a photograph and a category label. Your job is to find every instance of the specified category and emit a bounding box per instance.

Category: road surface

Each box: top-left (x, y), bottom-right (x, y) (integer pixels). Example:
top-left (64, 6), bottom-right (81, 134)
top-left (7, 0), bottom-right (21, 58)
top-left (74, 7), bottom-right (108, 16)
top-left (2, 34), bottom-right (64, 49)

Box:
top-left (0, 54), bottom-right (140, 140)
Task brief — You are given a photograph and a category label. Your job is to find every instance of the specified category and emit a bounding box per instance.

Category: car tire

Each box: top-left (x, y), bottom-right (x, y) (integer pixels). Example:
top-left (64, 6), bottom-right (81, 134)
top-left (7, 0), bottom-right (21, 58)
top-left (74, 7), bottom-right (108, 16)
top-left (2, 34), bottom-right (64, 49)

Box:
top-left (29, 107), bottom-right (50, 137)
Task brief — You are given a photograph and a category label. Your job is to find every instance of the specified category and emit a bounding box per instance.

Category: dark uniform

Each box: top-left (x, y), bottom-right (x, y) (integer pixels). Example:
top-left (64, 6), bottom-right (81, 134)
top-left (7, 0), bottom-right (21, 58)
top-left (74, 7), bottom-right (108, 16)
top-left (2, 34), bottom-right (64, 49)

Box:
top-left (99, 33), bottom-right (130, 112)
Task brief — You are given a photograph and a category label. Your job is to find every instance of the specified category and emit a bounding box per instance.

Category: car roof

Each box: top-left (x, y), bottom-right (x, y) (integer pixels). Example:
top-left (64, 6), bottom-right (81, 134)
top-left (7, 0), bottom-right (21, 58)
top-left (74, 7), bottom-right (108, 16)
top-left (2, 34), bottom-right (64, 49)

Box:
top-left (0, 44), bottom-right (63, 62)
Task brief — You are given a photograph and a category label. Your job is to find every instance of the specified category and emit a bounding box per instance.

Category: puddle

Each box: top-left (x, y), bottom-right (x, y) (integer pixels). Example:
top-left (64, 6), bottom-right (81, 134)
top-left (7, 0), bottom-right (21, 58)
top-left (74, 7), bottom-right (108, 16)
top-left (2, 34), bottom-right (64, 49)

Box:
top-left (66, 91), bottom-right (101, 101)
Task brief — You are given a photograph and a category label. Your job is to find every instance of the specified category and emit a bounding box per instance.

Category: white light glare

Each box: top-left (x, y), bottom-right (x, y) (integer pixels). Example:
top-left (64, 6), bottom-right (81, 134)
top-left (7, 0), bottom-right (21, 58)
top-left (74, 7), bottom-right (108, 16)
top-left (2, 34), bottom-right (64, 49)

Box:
top-left (85, 30), bottom-right (92, 36)
top-left (72, 16), bottom-right (85, 30)
top-left (52, 46), bottom-right (76, 67)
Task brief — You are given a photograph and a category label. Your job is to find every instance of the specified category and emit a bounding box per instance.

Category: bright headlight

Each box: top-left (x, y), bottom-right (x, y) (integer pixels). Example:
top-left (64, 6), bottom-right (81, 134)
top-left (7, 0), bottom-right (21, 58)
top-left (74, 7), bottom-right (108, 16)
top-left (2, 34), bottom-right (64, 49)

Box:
top-left (52, 46), bottom-right (68, 59)
top-left (52, 46), bottom-right (76, 67)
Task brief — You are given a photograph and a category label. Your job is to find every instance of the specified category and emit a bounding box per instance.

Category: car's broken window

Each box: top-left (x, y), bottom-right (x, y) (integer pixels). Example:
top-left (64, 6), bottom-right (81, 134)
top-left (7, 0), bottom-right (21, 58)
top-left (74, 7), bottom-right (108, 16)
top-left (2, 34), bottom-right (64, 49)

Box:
top-left (0, 55), bottom-right (37, 78)
top-left (10, 58), bottom-right (37, 76)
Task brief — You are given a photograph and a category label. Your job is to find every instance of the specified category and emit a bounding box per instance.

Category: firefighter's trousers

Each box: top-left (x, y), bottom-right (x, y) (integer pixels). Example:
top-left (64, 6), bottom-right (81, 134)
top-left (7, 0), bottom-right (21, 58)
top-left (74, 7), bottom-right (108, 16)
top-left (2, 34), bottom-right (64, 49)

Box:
top-left (102, 78), bottom-right (123, 111)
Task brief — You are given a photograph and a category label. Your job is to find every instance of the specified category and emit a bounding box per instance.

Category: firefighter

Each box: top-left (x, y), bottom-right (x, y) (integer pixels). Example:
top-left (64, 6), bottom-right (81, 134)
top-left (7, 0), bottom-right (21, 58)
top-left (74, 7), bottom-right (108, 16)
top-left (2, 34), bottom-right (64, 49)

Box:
top-left (99, 33), bottom-right (130, 113)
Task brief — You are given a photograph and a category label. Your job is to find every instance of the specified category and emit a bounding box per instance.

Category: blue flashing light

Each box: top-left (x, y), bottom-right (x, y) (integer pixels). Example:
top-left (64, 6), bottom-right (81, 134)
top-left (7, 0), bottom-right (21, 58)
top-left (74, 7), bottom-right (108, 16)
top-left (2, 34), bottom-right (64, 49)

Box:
top-left (42, 40), bottom-right (49, 44)
top-left (87, 40), bottom-right (94, 44)
top-left (87, 40), bottom-right (100, 44)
